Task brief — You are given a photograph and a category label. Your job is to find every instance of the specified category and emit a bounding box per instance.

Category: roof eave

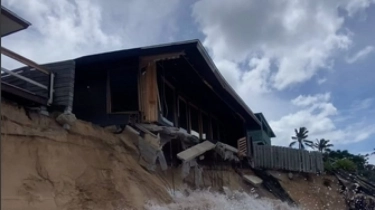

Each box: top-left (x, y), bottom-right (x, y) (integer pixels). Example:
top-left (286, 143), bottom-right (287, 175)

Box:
top-left (195, 40), bottom-right (262, 126)
top-left (1, 6), bottom-right (31, 37)
top-left (255, 113), bottom-right (276, 138)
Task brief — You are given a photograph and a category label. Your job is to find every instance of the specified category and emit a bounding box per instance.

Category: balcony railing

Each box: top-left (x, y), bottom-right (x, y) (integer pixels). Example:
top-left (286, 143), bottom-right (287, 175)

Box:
top-left (1, 47), bottom-right (54, 105)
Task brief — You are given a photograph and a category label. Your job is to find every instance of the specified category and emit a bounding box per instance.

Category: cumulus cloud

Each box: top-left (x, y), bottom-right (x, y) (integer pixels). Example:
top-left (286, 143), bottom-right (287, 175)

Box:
top-left (192, 0), bottom-right (375, 147)
top-left (346, 45), bottom-right (375, 64)
top-left (1, 0), bottom-right (181, 69)
top-left (270, 93), bottom-right (375, 146)
top-left (192, 0), bottom-right (375, 90)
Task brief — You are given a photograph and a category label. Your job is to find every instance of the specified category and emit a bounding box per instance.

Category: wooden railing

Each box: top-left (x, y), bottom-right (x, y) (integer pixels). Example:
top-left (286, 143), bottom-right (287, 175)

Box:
top-left (1, 47), bottom-right (54, 105)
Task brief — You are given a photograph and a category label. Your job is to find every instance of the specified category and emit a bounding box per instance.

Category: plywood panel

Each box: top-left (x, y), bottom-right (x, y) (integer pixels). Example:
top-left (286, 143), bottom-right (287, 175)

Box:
top-left (139, 59), bottom-right (159, 123)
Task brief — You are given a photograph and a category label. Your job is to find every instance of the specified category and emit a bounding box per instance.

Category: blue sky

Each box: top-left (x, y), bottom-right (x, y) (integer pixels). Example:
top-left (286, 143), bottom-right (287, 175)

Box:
top-left (2, 0), bottom-right (375, 163)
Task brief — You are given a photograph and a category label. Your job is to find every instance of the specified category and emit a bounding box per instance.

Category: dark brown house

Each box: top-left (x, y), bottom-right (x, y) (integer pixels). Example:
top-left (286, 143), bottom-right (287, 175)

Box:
top-left (2, 40), bottom-right (275, 147)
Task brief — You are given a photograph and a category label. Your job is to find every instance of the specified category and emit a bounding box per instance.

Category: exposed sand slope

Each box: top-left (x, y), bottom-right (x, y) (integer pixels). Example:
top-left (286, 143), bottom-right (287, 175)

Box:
top-left (269, 171), bottom-right (347, 210)
top-left (1, 101), bottom-right (171, 210)
top-left (1, 101), bottom-right (349, 210)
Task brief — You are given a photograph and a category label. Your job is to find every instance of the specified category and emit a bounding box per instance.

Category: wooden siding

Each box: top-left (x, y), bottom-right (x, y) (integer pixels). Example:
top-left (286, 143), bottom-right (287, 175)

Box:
top-left (1, 60), bottom-right (75, 109)
top-left (252, 144), bottom-right (324, 173)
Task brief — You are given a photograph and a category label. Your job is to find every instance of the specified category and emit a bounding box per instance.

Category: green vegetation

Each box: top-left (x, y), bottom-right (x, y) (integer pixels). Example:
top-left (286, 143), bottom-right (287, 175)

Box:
top-left (313, 138), bottom-right (333, 153)
top-left (289, 127), bottom-right (314, 150)
top-left (325, 149), bottom-right (375, 182)
top-left (289, 127), bottom-right (375, 182)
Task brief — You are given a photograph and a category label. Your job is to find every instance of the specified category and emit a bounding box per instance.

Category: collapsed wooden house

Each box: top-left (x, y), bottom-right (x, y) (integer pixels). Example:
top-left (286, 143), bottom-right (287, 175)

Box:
top-left (1, 6), bottom-right (323, 178)
top-left (2, 39), bottom-right (276, 147)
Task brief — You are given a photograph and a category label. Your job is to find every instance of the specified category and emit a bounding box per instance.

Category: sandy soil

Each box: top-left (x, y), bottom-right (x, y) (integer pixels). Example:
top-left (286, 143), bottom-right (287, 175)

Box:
top-left (269, 171), bottom-right (348, 210)
top-left (1, 101), bottom-right (172, 210)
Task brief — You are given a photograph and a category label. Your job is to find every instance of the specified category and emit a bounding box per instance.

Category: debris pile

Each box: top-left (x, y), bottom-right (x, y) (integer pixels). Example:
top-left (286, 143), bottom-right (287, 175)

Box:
top-left (335, 170), bottom-right (375, 209)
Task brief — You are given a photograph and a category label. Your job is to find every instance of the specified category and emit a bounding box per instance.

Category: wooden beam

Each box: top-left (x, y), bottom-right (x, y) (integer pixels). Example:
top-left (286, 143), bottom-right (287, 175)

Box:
top-left (1, 47), bottom-right (49, 74)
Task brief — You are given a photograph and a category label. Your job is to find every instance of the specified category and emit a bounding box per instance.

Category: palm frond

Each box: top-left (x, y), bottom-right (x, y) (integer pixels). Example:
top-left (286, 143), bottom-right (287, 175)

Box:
top-left (289, 141), bottom-right (297, 148)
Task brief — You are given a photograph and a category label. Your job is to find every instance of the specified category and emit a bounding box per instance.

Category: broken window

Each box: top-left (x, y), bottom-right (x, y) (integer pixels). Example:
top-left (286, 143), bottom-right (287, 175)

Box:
top-left (178, 98), bottom-right (189, 132)
top-left (161, 81), bottom-right (176, 125)
top-left (108, 68), bottom-right (138, 113)
top-left (201, 113), bottom-right (210, 140)
top-left (189, 105), bottom-right (200, 138)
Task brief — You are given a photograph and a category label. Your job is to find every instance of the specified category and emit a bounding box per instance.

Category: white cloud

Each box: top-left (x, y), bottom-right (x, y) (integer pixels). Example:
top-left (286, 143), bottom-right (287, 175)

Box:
top-left (345, 0), bottom-right (375, 17)
top-left (291, 93), bottom-right (331, 107)
top-left (270, 93), bottom-right (375, 146)
top-left (317, 77), bottom-right (327, 85)
top-left (1, 0), bottom-right (181, 69)
top-left (346, 45), bottom-right (375, 64)
top-left (192, 0), bottom-right (375, 148)
top-left (368, 154), bottom-right (375, 165)
top-left (191, 0), bottom-right (375, 90)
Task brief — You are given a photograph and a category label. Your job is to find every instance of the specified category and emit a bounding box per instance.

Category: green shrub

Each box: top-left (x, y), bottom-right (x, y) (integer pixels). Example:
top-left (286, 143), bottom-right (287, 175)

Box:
top-left (324, 161), bottom-right (334, 172)
top-left (332, 158), bottom-right (357, 172)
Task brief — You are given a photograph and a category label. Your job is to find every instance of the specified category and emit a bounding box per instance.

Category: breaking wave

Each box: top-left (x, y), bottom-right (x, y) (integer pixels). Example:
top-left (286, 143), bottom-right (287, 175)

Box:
top-left (145, 188), bottom-right (300, 210)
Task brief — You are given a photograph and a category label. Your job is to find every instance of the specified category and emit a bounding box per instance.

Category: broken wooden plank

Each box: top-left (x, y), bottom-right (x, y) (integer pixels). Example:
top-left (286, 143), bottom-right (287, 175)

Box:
top-left (243, 174), bottom-right (263, 185)
top-left (177, 141), bottom-right (216, 161)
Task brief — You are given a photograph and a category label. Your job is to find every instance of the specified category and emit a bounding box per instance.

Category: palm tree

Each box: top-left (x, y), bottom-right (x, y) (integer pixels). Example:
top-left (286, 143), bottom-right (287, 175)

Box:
top-left (314, 138), bottom-right (334, 153)
top-left (289, 127), bottom-right (313, 150)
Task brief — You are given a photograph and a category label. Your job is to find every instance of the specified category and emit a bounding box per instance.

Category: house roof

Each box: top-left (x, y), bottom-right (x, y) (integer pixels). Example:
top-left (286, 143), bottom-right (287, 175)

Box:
top-left (255, 113), bottom-right (276, 138)
top-left (1, 6), bottom-right (31, 37)
top-left (75, 39), bottom-right (262, 127)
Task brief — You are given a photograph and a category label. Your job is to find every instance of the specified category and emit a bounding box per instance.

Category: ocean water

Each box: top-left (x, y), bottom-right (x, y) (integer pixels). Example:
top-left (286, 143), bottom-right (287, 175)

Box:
top-left (145, 188), bottom-right (300, 210)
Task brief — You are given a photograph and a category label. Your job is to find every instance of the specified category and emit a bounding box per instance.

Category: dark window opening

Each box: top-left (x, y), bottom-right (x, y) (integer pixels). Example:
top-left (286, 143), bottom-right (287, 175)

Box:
top-left (190, 106), bottom-right (200, 137)
top-left (219, 124), bottom-right (226, 143)
top-left (211, 118), bottom-right (219, 140)
top-left (161, 82), bottom-right (176, 125)
top-left (108, 68), bottom-right (138, 112)
top-left (178, 98), bottom-right (188, 132)
top-left (202, 113), bottom-right (210, 140)
top-left (162, 140), bottom-right (183, 167)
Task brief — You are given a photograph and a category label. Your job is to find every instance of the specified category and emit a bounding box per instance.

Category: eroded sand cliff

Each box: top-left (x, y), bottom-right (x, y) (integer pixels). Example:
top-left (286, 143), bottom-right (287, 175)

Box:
top-left (1, 101), bottom-right (348, 210)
